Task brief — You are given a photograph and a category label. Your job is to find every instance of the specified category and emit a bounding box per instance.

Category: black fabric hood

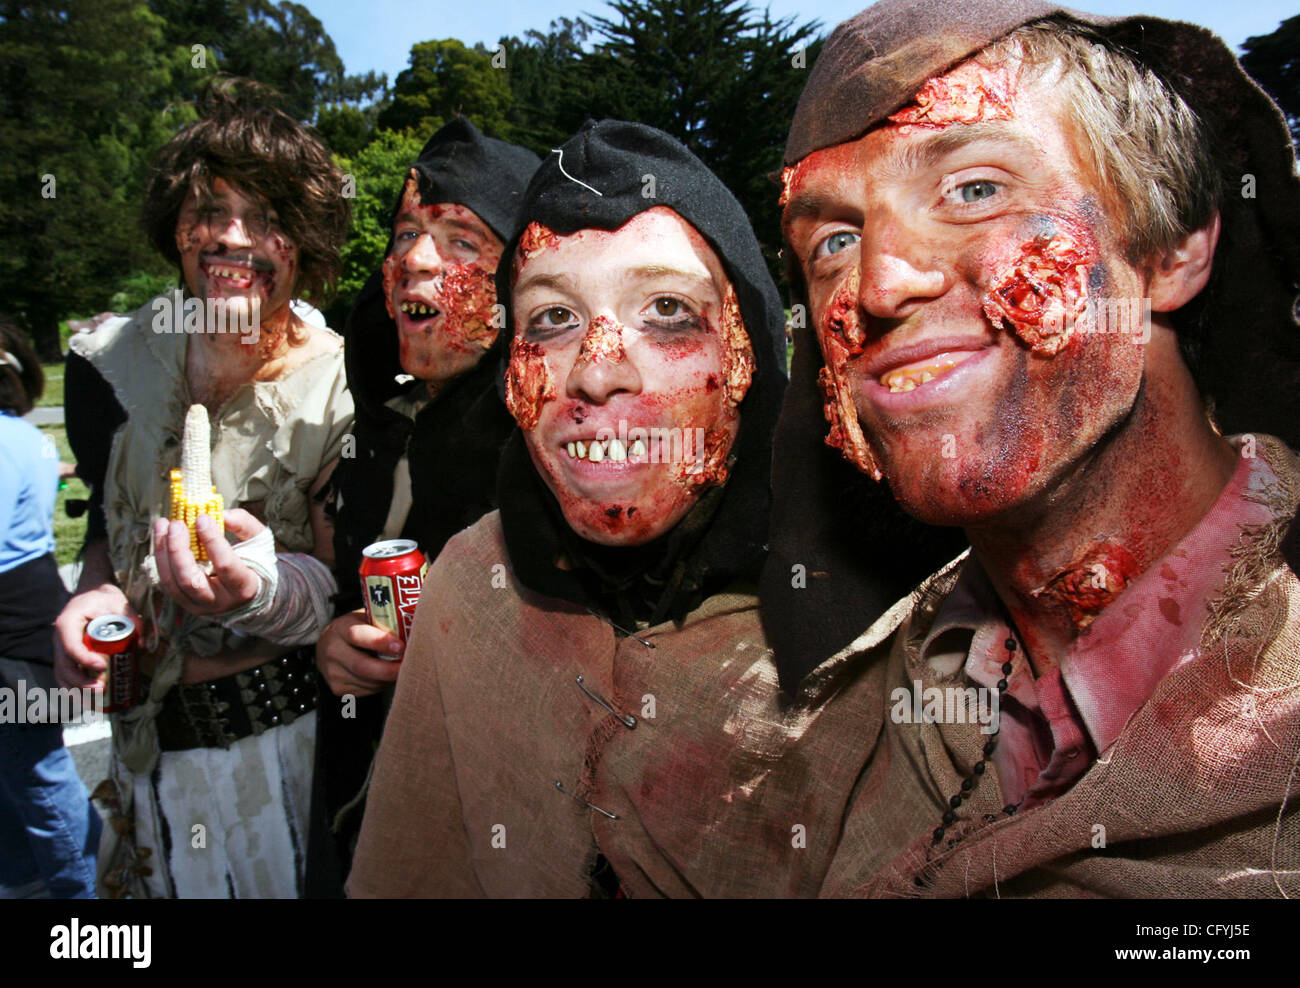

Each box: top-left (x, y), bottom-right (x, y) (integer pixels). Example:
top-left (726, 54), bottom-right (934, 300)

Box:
top-left (491, 119), bottom-right (789, 624)
top-left (343, 117), bottom-right (539, 419)
top-left (763, 1), bottom-right (1300, 692)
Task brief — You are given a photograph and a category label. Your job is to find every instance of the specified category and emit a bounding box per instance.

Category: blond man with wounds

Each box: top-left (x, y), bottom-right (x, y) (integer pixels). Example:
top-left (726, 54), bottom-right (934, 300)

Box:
top-left (760, 2), bottom-right (1300, 897)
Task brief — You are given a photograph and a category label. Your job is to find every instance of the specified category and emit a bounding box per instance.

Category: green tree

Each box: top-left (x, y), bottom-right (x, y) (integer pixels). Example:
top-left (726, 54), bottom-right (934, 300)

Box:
top-left (316, 102), bottom-right (372, 157)
top-left (499, 18), bottom-right (595, 154)
top-left (377, 39), bottom-right (513, 139)
top-left (1240, 15), bottom-right (1300, 143)
top-left (330, 129), bottom-right (426, 322)
top-left (150, 0), bottom-right (384, 122)
top-left (587, 0), bottom-right (823, 285)
top-left (0, 0), bottom-right (184, 358)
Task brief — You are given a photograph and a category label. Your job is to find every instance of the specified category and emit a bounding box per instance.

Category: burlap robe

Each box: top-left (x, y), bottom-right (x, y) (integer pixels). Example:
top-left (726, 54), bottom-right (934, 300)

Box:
top-left (348, 510), bottom-right (909, 898)
top-left (822, 437), bottom-right (1300, 898)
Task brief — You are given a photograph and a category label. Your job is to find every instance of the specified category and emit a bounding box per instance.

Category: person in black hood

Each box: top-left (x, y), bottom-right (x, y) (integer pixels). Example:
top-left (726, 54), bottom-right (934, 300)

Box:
top-left (345, 120), bottom-right (894, 898)
top-left (307, 117), bottom-right (538, 896)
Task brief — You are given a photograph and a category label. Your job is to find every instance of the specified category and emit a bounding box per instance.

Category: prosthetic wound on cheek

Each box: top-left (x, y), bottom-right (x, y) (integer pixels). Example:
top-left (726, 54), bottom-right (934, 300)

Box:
top-left (675, 284), bottom-right (754, 493)
top-left (814, 268), bottom-right (883, 482)
top-left (438, 265), bottom-right (499, 351)
top-left (981, 224), bottom-right (1096, 356)
top-left (505, 337), bottom-right (556, 430)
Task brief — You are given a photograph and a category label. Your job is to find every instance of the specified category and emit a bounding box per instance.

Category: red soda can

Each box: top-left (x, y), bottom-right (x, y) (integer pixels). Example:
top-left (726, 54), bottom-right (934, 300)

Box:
top-left (84, 614), bottom-right (139, 713)
top-left (359, 539), bottom-right (429, 660)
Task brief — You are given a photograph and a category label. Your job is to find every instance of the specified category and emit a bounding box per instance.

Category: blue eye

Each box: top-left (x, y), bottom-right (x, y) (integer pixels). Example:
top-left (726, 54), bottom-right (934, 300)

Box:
top-left (960, 181), bottom-right (998, 203)
top-left (819, 231), bottom-right (860, 257)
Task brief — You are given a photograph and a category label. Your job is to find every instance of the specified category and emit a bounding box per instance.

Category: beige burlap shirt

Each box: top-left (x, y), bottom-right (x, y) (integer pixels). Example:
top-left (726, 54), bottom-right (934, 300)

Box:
top-left (822, 436), bottom-right (1300, 897)
top-left (348, 509), bottom-right (908, 898)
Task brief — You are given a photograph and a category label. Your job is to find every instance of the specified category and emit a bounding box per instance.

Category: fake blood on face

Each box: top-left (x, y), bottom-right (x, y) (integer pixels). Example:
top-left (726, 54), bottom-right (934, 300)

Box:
top-left (813, 267), bottom-right (881, 480)
top-left (507, 208), bottom-right (754, 546)
top-left (383, 174), bottom-right (504, 382)
top-left (578, 315), bottom-right (628, 365)
top-left (887, 60), bottom-right (1016, 131)
top-left (504, 337), bottom-right (556, 430)
top-left (982, 220), bottom-right (1097, 356)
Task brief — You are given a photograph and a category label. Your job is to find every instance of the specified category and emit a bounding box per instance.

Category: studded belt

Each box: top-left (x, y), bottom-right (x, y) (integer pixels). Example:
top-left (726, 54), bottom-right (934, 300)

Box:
top-left (154, 646), bottom-right (319, 752)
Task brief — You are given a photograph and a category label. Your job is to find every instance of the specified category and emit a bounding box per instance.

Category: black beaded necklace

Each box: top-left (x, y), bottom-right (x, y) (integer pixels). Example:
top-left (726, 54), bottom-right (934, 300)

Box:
top-left (931, 636), bottom-right (1023, 846)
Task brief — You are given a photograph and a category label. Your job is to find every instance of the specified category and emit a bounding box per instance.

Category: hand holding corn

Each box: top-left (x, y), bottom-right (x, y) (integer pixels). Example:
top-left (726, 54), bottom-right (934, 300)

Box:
top-left (169, 404), bottom-right (225, 562)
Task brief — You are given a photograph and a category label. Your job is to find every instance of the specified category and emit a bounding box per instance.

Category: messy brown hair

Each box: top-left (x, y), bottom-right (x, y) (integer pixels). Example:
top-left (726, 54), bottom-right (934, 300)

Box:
top-left (143, 77), bottom-right (350, 303)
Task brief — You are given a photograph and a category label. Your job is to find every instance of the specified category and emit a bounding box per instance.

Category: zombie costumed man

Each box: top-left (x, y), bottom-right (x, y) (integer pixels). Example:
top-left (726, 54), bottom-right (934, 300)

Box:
top-left (347, 120), bottom-right (866, 897)
top-left (306, 118), bottom-right (538, 895)
top-left (763, 2), bottom-right (1300, 896)
top-left (54, 79), bottom-right (353, 898)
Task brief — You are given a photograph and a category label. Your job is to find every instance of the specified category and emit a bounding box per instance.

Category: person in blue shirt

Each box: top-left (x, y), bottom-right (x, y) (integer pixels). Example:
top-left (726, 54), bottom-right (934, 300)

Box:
top-left (0, 320), bottom-right (100, 898)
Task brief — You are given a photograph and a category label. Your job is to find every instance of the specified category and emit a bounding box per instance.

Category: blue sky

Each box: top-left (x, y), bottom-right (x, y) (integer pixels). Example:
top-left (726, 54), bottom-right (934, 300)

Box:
top-left (300, 0), bottom-right (1297, 87)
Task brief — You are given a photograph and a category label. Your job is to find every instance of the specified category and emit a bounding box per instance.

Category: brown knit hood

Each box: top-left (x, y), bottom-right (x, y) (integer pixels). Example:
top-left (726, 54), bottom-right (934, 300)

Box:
top-left (762, 0), bottom-right (1300, 692)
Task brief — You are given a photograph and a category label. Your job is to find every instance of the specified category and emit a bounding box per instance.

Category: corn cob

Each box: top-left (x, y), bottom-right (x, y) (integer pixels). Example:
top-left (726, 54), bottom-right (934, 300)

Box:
top-left (168, 404), bottom-right (224, 561)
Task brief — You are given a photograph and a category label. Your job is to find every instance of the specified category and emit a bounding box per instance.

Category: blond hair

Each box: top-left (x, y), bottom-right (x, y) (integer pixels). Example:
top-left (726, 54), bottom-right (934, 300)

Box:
top-left (983, 19), bottom-right (1221, 264)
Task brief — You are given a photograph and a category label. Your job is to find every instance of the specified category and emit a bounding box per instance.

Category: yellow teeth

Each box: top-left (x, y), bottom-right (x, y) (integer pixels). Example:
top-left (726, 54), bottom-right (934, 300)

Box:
top-left (208, 266), bottom-right (253, 282)
top-left (566, 437), bottom-right (646, 462)
top-left (884, 363), bottom-right (955, 394)
top-left (400, 301), bottom-right (438, 316)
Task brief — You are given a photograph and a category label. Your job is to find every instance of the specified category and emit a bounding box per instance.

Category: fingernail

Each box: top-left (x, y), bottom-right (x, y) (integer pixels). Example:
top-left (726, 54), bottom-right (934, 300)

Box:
top-left (390, 639), bottom-right (405, 654)
top-left (191, 572), bottom-right (207, 590)
top-left (196, 515), bottom-right (211, 532)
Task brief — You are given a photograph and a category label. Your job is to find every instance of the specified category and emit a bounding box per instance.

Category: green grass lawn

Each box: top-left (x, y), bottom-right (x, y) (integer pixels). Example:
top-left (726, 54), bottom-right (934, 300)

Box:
top-left (38, 423), bottom-right (88, 567)
top-left (39, 361), bottom-right (64, 408)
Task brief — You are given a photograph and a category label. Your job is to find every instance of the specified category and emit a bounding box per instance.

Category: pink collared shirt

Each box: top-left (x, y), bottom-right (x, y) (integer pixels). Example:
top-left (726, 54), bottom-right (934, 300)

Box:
top-left (919, 442), bottom-right (1280, 808)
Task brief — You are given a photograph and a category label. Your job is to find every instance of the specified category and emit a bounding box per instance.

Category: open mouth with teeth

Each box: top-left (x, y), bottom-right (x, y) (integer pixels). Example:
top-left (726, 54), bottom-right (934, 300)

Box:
top-left (564, 437), bottom-right (649, 462)
top-left (399, 299), bottom-right (442, 324)
top-left (202, 259), bottom-right (273, 295)
top-left (879, 351), bottom-right (979, 393)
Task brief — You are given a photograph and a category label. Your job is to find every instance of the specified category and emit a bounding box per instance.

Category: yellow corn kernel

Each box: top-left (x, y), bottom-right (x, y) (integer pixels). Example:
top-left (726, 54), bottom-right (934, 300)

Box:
top-left (168, 405), bottom-right (225, 561)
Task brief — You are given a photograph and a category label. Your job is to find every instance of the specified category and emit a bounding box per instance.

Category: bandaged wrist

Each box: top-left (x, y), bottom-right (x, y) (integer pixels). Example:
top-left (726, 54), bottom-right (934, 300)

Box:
top-left (220, 530), bottom-right (337, 646)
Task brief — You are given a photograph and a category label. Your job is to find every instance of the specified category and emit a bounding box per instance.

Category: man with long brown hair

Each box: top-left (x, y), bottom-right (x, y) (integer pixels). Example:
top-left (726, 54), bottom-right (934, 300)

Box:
top-left (54, 77), bottom-right (354, 898)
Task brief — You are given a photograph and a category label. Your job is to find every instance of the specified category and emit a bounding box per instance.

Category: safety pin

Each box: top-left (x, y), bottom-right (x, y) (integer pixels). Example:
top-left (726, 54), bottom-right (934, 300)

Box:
top-left (576, 674), bottom-right (637, 729)
top-left (585, 607), bottom-right (656, 648)
top-left (554, 780), bottom-right (618, 819)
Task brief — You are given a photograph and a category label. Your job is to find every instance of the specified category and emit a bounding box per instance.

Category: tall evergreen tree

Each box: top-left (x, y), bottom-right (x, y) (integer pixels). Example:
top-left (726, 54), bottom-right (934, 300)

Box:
top-left (586, 0), bottom-right (822, 285)
top-left (499, 18), bottom-right (594, 154)
top-left (0, 0), bottom-right (185, 358)
top-left (149, 0), bottom-right (384, 122)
